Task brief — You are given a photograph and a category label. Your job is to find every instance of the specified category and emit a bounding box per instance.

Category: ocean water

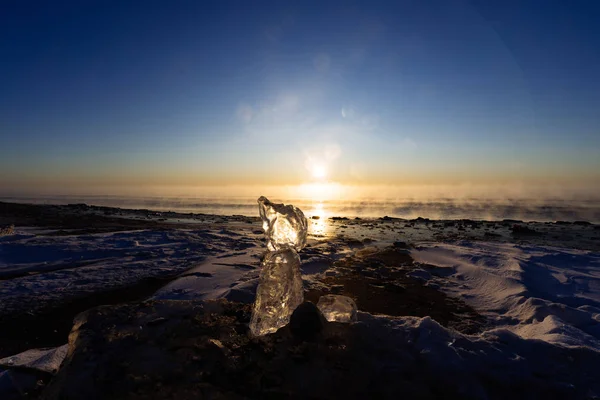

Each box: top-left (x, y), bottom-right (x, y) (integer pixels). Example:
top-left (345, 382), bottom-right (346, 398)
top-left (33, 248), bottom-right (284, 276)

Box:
top-left (2, 194), bottom-right (599, 223)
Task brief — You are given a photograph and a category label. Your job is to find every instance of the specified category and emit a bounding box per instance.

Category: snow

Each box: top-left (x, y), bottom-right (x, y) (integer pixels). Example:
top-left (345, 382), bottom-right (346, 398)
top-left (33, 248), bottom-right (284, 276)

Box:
top-left (355, 313), bottom-right (600, 398)
top-left (2, 217), bottom-right (600, 396)
top-left (412, 241), bottom-right (600, 350)
top-left (0, 227), bottom-right (262, 315)
top-left (152, 250), bottom-right (262, 301)
top-left (0, 345), bottom-right (68, 374)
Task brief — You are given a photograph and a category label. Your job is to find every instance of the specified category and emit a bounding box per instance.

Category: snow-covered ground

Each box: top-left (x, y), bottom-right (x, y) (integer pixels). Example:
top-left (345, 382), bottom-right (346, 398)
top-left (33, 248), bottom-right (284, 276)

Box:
top-left (412, 241), bottom-right (600, 351)
top-left (0, 226), bottom-right (262, 315)
top-left (2, 221), bottom-right (600, 354)
top-left (2, 214), bottom-right (600, 392)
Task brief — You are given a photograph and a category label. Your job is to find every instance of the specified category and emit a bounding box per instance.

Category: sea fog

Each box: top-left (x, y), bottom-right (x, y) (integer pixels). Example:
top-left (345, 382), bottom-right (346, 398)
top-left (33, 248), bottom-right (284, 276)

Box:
top-left (1, 193), bottom-right (599, 223)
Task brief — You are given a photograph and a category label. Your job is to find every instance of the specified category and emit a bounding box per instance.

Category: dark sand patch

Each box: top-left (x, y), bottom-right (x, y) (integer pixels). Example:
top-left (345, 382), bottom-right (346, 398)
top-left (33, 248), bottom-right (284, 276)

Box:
top-left (306, 246), bottom-right (485, 334)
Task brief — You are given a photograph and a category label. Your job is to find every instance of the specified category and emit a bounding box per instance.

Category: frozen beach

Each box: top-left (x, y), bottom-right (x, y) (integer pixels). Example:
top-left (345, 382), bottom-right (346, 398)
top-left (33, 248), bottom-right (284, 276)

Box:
top-left (1, 201), bottom-right (600, 398)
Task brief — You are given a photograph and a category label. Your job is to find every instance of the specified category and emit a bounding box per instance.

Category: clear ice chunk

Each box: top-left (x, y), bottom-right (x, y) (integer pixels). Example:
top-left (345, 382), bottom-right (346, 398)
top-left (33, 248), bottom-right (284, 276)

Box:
top-left (316, 295), bottom-right (358, 323)
top-left (257, 196), bottom-right (308, 252)
top-left (249, 196), bottom-right (308, 337)
top-left (249, 248), bottom-right (304, 336)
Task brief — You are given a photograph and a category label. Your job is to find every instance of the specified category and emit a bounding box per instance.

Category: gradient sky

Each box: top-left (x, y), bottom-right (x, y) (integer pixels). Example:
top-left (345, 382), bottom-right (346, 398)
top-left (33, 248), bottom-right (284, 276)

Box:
top-left (1, 1), bottom-right (599, 195)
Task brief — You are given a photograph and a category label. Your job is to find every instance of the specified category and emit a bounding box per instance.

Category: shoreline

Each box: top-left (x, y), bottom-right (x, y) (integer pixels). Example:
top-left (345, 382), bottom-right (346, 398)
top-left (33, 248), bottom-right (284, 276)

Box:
top-left (1, 200), bottom-right (599, 398)
top-left (2, 198), bottom-right (599, 224)
top-left (1, 200), bottom-right (599, 359)
top-left (2, 199), bottom-right (600, 225)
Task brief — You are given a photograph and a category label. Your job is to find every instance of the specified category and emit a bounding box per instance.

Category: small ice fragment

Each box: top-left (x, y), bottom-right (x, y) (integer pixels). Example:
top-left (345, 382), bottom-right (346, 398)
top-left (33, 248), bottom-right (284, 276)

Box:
top-left (258, 196), bottom-right (308, 252)
top-left (249, 248), bottom-right (304, 336)
top-left (317, 294), bottom-right (358, 323)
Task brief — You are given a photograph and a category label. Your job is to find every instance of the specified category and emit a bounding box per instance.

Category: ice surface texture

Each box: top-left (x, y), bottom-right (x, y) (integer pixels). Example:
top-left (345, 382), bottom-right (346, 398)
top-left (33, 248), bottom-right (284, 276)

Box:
top-left (317, 295), bottom-right (358, 323)
top-left (250, 197), bottom-right (308, 336)
top-left (249, 249), bottom-right (304, 336)
top-left (257, 196), bottom-right (308, 252)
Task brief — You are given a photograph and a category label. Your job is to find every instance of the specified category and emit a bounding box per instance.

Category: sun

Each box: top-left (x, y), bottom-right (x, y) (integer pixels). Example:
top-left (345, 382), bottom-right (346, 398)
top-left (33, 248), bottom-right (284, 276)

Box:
top-left (311, 164), bottom-right (327, 180)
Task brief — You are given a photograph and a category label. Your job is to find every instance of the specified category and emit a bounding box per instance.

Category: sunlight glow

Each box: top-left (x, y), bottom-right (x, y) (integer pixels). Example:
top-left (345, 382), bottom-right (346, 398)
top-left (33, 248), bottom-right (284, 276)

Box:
top-left (309, 201), bottom-right (330, 237)
top-left (311, 164), bottom-right (327, 180)
top-left (295, 182), bottom-right (343, 201)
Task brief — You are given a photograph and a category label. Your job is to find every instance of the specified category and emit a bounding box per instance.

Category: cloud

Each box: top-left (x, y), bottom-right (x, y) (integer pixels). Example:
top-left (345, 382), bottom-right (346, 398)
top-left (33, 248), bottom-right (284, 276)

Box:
top-left (341, 107), bottom-right (355, 119)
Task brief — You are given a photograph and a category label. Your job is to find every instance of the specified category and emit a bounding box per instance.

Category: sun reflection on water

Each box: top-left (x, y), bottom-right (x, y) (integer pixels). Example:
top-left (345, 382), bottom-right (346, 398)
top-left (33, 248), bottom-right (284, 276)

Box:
top-left (308, 201), bottom-right (330, 237)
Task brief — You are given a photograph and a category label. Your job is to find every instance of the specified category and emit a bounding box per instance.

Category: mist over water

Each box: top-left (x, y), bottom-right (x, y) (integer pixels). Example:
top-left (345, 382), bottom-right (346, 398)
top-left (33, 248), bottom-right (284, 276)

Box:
top-left (2, 190), bottom-right (599, 223)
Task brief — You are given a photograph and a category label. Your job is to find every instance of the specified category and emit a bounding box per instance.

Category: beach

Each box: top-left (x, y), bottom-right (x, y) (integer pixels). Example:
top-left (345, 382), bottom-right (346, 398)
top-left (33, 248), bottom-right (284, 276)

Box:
top-left (1, 200), bottom-right (599, 398)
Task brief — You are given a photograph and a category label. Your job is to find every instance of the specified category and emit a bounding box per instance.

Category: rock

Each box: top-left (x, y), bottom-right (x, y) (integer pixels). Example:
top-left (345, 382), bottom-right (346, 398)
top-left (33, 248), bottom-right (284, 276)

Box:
top-left (0, 368), bottom-right (42, 400)
top-left (0, 224), bottom-right (14, 236)
top-left (484, 231), bottom-right (501, 238)
top-left (39, 299), bottom-right (600, 400)
top-left (317, 295), bottom-right (357, 323)
top-left (289, 302), bottom-right (326, 340)
top-left (511, 225), bottom-right (540, 235)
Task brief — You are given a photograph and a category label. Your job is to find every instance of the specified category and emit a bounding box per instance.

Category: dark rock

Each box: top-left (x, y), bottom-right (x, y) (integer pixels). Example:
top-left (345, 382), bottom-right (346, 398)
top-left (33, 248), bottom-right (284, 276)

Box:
top-left (0, 368), bottom-right (48, 400)
top-left (329, 216), bottom-right (349, 221)
top-left (511, 225), bottom-right (541, 235)
top-left (573, 221), bottom-right (592, 226)
top-left (39, 299), bottom-right (600, 400)
top-left (289, 302), bottom-right (326, 341)
top-left (484, 232), bottom-right (501, 238)
top-left (311, 215), bottom-right (320, 220)
top-left (392, 241), bottom-right (410, 249)
top-left (0, 224), bottom-right (14, 236)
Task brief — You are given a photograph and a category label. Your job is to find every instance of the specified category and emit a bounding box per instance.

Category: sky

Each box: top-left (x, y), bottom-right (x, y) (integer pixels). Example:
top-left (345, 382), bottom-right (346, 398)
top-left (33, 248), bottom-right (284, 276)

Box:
top-left (1, 0), bottom-right (599, 198)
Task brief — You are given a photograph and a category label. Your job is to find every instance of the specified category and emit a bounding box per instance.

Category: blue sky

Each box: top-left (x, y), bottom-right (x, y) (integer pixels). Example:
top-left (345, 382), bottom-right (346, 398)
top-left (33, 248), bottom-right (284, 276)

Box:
top-left (1, 1), bottom-right (599, 193)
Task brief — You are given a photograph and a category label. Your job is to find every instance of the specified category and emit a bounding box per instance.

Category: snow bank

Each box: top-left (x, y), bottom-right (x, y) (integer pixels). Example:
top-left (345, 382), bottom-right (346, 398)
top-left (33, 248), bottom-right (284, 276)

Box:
top-left (0, 228), bottom-right (261, 315)
top-left (412, 241), bottom-right (600, 350)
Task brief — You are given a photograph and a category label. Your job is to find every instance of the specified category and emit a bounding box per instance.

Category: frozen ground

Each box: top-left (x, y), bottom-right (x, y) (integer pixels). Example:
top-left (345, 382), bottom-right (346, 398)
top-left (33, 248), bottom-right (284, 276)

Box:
top-left (1, 201), bottom-right (600, 398)
top-left (412, 242), bottom-right (600, 350)
top-left (0, 227), bottom-right (262, 316)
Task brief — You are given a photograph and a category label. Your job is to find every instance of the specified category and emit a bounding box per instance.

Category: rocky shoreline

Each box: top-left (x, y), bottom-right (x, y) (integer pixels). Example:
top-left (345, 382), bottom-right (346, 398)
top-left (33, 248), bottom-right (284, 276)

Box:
top-left (1, 201), bottom-right (599, 399)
